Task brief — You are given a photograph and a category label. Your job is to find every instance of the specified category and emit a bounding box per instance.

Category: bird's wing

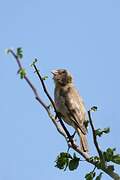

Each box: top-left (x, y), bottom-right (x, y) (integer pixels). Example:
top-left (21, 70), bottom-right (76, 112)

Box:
top-left (60, 85), bottom-right (87, 134)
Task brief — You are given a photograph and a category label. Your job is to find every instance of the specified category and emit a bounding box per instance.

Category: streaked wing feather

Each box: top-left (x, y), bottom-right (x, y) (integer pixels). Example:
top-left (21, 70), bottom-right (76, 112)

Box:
top-left (61, 86), bottom-right (87, 134)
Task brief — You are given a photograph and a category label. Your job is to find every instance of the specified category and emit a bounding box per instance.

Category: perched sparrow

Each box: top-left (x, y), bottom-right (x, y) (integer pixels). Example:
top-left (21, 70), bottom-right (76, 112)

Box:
top-left (52, 69), bottom-right (88, 152)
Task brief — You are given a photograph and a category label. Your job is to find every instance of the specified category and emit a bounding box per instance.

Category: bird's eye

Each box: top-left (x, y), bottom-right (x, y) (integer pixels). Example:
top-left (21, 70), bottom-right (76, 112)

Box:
top-left (61, 70), bottom-right (66, 74)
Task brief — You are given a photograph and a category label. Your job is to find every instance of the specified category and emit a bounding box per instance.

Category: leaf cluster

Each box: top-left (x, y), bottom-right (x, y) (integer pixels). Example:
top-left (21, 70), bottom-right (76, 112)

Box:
top-left (95, 128), bottom-right (110, 137)
top-left (55, 152), bottom-right (80, 171)
top-left (19, 68), bottom-right (26, 79)
top-left (103, 148), bottom-right (120, 165)
top-left (16, 47), bottom-right (23, 59)
top-left (85, 172), bottom-right (103, 180)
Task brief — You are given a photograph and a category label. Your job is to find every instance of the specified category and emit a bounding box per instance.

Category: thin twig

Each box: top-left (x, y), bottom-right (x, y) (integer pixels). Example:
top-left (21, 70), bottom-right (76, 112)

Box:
top-left (92, 166), bottom-right (96, 174)
top-left (88, 110), bottom-right (104, 161)
top-left (8, 50), bottom-right (48, 111)
top-left (33, 63), bottom-right (74, 145)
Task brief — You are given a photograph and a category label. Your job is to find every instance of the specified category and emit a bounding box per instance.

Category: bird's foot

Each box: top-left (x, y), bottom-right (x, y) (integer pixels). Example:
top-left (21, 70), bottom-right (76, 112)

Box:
top-left (67, 131), bottom-right (76, 145)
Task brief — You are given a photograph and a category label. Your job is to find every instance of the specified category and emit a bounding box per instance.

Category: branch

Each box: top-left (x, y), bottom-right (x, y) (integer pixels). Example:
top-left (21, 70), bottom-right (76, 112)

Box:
top-left (88, 110), bottom-right (104, 160)
top-left (102, 167), bottom-right (120, 180)
top-left (8, 49), bottom-right (91, 159)
top-left (32, 63), bottom-right (74, 145)
top-left (8, 49), bottom-right (67, 140)
top-left (88, 110), bottom-right (120, 179)
top-left (8, 49), bottom-right (120, 179)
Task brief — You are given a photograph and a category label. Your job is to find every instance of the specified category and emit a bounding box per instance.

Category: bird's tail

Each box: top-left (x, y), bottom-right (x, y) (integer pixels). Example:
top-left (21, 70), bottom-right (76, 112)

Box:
top-left (77, 128), bottom-right (88, 152)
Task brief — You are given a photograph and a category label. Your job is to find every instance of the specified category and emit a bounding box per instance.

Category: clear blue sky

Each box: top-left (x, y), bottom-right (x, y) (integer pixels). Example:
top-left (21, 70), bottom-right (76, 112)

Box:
top-left (0, 0), bottom-right (120, 179)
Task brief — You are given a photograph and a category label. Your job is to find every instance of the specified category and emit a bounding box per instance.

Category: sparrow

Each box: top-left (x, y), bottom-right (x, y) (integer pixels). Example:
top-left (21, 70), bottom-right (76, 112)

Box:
top-left (52, 69), bottom-right (88, 152)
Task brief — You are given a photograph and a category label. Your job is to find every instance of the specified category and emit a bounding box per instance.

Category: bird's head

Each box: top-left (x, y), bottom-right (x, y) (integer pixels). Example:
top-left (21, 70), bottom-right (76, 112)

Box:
top-left (51, 69), bottom-right (73, 86)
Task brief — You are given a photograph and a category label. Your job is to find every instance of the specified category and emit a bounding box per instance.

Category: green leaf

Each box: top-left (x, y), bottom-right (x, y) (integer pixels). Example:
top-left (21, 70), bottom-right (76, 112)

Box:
top-left (42, 76), bottom-right (48, 81)
top-left (103, 148), bottom-right (116, 162)
top-left (91, 106), bottom-right (98, 112)
top-left (55, 152), bottom-right (71, 170)
top-left (85, 172), bottom-right (96, 180)
top-left (107, 148), bottom-right (115, 155)
top-left (68, 158), bottom-right (79, 171)
top-left (95, 127), bottom-right (110, 137)
top-left (103, 148), bottom-right (120, 165)
top-left (95, 128), bottom-right (103, 137)
top-left (17, 47), bottom-right (23, 59)
top-left (107, 165), bottom-right (114, 172)
top-left (112, 154), bottom-right (120, 165)
top-left (31, 58), bottom-right (38, 67)
top-left (103, 127), bottom-right (110, 134)
top-left (19, 69), bottom-right (26, 79)
top-left (95, 172), bottom-right (103, 180)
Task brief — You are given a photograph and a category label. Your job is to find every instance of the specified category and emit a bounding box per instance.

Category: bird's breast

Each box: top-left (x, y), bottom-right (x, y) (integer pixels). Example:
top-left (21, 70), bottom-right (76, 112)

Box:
top-left (54, 87), bottom-right (75, 127)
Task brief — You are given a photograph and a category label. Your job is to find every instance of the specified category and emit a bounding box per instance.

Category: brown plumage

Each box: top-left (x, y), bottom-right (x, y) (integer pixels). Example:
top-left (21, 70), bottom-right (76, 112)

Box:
top-left (52, 69), bottom-right (88, 152)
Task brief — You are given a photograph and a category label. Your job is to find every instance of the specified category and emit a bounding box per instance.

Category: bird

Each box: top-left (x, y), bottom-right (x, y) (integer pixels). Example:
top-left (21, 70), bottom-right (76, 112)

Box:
top-left (51, 69), bottom-right (88, 152)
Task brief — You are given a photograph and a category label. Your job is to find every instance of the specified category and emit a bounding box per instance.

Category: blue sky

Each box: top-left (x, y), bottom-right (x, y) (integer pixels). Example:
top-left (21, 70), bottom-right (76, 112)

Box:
top-left (0, 0), bottom-right (120, 179)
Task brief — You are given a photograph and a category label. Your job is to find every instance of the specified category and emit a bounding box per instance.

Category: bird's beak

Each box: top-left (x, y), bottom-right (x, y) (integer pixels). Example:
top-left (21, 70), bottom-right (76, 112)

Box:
top-left (51, 70), bottom-right (58, 76)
